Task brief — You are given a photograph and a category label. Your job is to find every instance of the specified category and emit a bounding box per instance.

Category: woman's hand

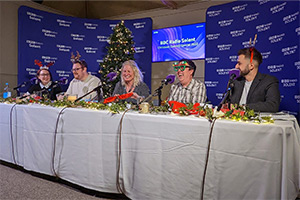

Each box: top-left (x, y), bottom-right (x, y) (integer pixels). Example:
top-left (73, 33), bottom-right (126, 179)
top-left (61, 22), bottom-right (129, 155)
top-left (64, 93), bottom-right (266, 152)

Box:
top-left (56, 94), bottom-right (64, 101)
top-left (131, 92), bottom-right (145, 102)
top-left (30, 93), bottom-right (37, 98)
top-left (131, 92), bottom-right (140, 99)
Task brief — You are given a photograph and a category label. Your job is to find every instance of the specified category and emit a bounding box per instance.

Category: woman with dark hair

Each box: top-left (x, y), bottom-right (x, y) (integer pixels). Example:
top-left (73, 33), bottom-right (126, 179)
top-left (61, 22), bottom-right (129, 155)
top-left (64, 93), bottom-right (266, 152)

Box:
top-left (27, 61), bottom-right (62, 100)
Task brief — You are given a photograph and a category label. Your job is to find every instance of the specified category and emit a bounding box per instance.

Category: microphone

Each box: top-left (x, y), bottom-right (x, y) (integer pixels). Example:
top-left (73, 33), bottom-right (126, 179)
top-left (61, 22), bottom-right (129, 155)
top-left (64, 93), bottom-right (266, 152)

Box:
top-left (216, 68), bottom-right (240, 111)
top-left (13, 82), bottom-right (27, 90)
top-left (53, 77), bottom-right (69, 85)
top-left (58, 77), bottom-right (68, 85)
top-left (107, 72), bottom-right (117, 82)
top-left (30, 77), bottom-right (38, 84)
top-left (13, 77), bottom-right (38, 90)
top-left (228, 69), bottom-right (240, 81)
top-left (47, 77), bottom-right (69, 91)
top-left (161, 74), bottom-right (176, 85)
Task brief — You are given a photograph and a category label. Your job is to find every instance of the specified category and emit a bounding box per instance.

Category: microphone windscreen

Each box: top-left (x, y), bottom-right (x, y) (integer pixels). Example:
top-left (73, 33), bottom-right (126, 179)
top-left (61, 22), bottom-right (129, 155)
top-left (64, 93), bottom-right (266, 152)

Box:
top-left (30, 77), bottom-right (38, 84)
top-left (59, 77), bottom-right (68, 85)
top-left (229, 69), bottom-right (240, 80)
top-left (166, 74), bottom-right (176, 84)
top-left (107, 72), bottom-right (117, 82)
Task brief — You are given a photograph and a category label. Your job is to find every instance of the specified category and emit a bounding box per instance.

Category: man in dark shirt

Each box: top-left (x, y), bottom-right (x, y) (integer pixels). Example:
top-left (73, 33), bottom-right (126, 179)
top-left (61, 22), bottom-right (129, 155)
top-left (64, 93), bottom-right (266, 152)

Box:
top-left (230, 47), bottom-right (280, 112)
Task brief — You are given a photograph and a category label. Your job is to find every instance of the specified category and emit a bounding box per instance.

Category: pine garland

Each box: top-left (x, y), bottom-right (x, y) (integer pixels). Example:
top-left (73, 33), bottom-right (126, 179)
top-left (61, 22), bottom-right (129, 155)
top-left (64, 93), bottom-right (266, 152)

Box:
top-left (1, 97), bottom-right (274, 124)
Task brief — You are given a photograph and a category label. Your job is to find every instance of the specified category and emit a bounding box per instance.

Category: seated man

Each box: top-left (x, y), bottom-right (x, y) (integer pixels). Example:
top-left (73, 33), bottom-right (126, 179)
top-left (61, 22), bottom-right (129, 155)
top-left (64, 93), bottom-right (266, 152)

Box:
top-left (230, 47), bottom-right (280, 112)
top-left (65, 52), bottom-right (102, 101)
top-left (168, 59), bottom-right (207, 104)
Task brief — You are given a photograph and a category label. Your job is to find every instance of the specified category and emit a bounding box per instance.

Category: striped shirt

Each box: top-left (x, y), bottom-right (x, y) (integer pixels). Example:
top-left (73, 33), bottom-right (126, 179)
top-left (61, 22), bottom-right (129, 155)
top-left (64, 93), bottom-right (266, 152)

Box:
top-left (168, 79), bottom-right (207, 104)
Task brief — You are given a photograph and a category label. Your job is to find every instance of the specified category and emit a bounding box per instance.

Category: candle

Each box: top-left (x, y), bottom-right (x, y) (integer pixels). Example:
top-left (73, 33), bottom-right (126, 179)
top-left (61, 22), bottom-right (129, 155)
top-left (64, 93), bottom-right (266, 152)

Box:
top-left (140, 102), bottom-right (149, 114)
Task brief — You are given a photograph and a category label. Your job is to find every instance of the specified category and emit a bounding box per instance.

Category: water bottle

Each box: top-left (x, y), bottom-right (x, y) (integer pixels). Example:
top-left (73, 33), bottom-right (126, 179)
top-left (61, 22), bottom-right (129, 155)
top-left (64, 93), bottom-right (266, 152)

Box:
top-left (3, 83), bottom-right (12, 98)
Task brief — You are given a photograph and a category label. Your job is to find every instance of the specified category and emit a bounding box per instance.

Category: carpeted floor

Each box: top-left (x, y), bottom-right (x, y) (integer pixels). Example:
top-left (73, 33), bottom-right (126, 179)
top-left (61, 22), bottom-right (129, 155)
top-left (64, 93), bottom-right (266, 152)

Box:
top-left (0, 162), bottom-right (129, 200)
top-left (2, 161), bottom-right (299, 200)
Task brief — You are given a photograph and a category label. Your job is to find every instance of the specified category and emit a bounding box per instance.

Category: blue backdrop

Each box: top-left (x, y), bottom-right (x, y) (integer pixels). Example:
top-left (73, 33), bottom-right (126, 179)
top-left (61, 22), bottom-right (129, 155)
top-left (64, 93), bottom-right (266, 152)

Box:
top-left (18, 6), bottom-right (152, 93)
top-left (205, 0), bottom-right (300, 120)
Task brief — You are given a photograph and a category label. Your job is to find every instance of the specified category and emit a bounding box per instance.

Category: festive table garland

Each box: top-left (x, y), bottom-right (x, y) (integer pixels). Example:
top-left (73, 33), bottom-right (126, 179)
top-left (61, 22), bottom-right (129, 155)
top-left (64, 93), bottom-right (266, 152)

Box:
top-left (0, 97), bottom-right (274, 123)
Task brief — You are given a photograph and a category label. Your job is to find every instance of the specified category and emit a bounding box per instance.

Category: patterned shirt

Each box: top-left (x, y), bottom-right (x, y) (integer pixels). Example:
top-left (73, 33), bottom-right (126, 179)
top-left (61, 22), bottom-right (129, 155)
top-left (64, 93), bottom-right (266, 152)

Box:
top-left (168, 78), bottom-right (207, 104)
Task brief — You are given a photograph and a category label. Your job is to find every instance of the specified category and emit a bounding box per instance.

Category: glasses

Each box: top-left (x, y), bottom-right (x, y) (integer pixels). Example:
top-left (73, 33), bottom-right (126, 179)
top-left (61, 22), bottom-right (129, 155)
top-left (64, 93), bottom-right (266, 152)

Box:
top-left (173, 61), bottom-right (190, 72)
top-left (71, 67), bottom-right (83, 72)
top-left (39, 73), bottom-right (50, 77)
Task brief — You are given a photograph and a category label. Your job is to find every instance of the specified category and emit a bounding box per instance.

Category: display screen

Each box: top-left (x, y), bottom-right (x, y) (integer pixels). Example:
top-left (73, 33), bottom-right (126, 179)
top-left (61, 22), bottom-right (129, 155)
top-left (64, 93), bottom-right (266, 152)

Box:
top-left (152, 23), bottom-right (205, 62)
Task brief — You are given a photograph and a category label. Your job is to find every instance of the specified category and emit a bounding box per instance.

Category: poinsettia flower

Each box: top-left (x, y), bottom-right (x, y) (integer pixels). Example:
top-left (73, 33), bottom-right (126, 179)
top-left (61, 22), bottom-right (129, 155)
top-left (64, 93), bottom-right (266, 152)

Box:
top-left (193, 103), bottom-right (200, 109)
top-left (34, 96), bottom-right (42, 100)
top-left (199, 110), bottom-right (206, 116)
top-left (232, 110), bottom-right (245, 116)
top-left (168, 101), bottom-right (186, 113)
top-left (220, 108), bottom-right (230, 113)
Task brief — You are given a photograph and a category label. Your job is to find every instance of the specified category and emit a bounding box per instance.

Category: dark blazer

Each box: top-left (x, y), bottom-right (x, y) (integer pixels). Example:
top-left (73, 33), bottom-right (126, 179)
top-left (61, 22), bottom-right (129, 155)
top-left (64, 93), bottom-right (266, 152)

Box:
top-left (229, 72), bottom-right (280, 112)
top-left (28, 82), bottom-right (62, 100)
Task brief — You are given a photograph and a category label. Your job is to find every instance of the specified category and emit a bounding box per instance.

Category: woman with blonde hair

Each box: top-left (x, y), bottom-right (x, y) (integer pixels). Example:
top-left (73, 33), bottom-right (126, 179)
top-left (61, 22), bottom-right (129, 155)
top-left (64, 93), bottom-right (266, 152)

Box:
top-left (112, 60), bottom-right (150, 104)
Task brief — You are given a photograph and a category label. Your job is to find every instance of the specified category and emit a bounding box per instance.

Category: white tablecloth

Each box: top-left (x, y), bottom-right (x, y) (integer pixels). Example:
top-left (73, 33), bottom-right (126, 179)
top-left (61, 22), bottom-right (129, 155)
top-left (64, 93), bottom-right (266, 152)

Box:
top-left (0, 103), bottom-right (299, 199)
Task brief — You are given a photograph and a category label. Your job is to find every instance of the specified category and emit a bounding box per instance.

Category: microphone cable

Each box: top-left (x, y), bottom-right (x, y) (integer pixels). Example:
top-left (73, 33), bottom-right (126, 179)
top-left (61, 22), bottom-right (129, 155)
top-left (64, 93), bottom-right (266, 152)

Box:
top-left (116, 108), bottom-right (131, 195)
top-left (9, 103), bottom-right (18, 165)
top-left (200, 118), bottom-right (217, 200)
top-left (52, 106), bottom-right (68, 178)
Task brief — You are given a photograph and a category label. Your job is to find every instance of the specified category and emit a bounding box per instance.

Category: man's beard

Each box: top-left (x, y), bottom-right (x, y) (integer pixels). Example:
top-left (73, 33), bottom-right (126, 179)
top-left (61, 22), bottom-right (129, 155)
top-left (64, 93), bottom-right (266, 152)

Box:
top-left (241, 65), bottom-right (250, 77)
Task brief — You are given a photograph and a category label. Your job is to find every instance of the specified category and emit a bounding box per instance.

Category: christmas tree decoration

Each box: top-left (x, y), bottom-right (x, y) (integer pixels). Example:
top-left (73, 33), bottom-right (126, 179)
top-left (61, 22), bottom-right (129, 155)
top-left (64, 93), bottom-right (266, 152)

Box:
top-left (99, 21), bottom-right (136, 98)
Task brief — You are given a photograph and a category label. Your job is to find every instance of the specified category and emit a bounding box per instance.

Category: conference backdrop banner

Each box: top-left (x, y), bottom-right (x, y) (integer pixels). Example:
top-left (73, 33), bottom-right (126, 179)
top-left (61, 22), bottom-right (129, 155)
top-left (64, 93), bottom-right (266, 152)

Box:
top-left (205, 0), bottom-right (299, 120)
top-left (18, 6), bottom-right (152, 93)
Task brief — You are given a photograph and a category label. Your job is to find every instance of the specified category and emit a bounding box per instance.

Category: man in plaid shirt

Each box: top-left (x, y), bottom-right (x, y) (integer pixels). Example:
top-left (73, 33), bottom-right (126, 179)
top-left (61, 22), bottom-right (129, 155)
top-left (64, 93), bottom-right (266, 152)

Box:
top-left (168, 59), bottom-right (207, 104)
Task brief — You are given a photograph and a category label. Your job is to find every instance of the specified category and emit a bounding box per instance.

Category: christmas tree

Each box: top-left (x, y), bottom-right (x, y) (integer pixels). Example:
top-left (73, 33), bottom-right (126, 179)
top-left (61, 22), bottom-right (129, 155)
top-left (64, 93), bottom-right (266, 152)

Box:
top-left (99, 20), bottom-right (136, 99)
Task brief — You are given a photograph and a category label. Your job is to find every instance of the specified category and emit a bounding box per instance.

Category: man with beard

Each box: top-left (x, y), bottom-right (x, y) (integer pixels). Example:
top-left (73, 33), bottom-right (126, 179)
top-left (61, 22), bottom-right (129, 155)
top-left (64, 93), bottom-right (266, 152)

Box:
top-left (230, 47), bottom-right (280, 112)
top-left (65, 58), bottom-right (102, 101)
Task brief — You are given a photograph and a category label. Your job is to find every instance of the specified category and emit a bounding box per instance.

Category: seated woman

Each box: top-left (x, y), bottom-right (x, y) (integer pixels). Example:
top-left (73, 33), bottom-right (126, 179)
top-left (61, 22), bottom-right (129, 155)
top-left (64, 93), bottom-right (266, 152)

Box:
top-left (112, 60), bottom-right (150, 104)
top-left (27, 62), bottom-right (62, 100)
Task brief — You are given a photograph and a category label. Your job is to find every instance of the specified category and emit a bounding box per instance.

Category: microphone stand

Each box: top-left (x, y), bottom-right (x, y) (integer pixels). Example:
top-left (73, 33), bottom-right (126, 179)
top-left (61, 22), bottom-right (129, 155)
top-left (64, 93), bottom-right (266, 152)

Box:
top-left (157, 83), bottom-right (163, 106)
top-left (96, 86), bottom-right (102, 102)
top-left (13, 82), bottom-right (27, 90)
top-left (14, 77), bottom-right (38, 91)
top-left (19, 85), bottom-right (51, 100)
top-left (14, 81), bottom-right (31, 97)
top-left (19, 81), bottom-right (61, 99)
top-left (140, 81), bottom-right (165, 106)
top-left (75, 85), bottom-right (102, 102)
top-left (217, 80), bottom-right (235, 111)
